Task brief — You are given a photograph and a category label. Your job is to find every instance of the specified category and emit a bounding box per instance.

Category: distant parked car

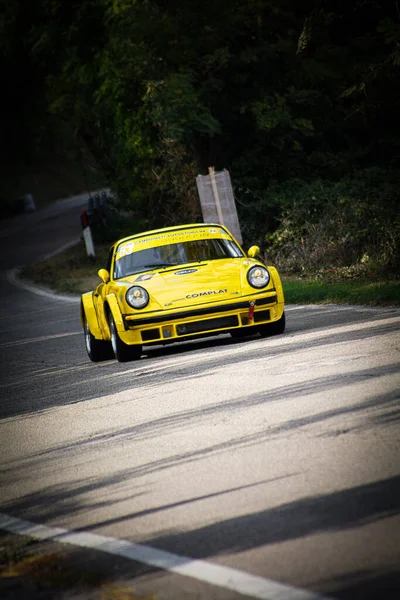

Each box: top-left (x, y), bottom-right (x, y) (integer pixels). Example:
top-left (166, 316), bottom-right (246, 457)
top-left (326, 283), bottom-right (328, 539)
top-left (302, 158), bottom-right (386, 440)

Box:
top-left (80, 223), bottom-right (285, 362)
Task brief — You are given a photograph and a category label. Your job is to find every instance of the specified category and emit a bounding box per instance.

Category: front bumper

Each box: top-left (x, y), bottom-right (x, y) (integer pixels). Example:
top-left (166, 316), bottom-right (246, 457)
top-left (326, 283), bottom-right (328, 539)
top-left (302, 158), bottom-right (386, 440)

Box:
top-left (119, 291), bottom-right (284, 345)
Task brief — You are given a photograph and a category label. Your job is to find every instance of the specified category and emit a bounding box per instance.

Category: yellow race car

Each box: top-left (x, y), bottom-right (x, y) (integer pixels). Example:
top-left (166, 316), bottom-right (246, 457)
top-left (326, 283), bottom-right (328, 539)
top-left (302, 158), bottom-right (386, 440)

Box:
top-left (80, 223), bottom-right (285, 362)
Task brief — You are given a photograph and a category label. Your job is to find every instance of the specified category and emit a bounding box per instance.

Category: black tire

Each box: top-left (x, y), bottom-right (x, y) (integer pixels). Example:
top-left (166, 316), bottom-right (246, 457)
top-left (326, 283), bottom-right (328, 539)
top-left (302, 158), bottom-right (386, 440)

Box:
top-left (109, 314), bottom-right (142, 362)
top-left (84, 314), bottom-right (113, 362)
top-left (258, 311), bottom-right (286, 338)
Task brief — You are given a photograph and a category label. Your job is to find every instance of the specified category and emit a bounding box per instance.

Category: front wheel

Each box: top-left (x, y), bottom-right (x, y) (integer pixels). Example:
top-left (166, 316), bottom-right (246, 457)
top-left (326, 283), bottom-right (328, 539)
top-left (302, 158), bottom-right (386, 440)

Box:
top-left (258, 311), bottom-right (286, 338)
top-left (84, 314), bottom-right (113, 362)
top-left (109, 314), bottom-right (142, 362)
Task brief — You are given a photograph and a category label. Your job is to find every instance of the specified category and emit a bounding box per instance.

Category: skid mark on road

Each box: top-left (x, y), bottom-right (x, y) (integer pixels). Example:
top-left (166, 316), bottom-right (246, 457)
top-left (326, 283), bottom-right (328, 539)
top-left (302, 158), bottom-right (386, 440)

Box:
top-left (0, 331), bottom-right (81, 349)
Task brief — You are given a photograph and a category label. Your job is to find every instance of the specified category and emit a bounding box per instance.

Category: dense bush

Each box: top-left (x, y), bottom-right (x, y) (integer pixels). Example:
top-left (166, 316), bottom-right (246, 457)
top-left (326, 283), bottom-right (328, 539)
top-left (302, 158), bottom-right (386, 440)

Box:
top-left (265, 169), bottom-right (399, 278)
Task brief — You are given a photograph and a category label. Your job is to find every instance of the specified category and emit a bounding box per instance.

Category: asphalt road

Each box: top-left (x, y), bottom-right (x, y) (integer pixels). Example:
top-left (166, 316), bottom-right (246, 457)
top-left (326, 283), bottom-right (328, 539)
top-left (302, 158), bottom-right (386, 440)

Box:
top-left (0, 196), bottom-right (399, 600)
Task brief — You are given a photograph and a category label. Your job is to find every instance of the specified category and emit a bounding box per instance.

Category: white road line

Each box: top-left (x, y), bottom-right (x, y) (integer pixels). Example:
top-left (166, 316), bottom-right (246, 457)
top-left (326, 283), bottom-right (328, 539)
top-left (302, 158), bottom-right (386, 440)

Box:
top-left (0, 513), bottom-right (332, 600)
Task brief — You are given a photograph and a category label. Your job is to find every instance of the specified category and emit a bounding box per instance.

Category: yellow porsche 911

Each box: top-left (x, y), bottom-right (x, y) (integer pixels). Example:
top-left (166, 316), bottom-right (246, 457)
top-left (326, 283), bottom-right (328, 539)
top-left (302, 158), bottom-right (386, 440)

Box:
top-left (80, 223), bottom-right (285, 362)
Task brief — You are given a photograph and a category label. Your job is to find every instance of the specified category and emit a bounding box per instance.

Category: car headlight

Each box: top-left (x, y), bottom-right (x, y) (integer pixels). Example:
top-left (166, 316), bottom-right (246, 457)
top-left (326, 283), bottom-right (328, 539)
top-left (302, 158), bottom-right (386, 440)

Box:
top-left (247, 265), bottom-right (270, 288)
top-left (126, 286), bottom-right (149, 309)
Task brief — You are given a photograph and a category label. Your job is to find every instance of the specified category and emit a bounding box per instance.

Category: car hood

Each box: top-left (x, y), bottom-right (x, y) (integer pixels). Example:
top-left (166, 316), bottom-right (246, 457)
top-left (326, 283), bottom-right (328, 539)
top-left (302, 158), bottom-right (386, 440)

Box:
top-left (126, 259), bottom-right (253, 310)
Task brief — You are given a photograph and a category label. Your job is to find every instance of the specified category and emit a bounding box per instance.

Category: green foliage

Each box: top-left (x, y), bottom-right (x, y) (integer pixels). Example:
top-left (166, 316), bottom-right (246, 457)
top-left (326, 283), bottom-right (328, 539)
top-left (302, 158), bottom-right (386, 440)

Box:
top-left (1, 0), bottom-right (399, 284)
top-left (144, 71), bottom-right (221, 141)
top-left (266, 169), bottom-right (400, 277)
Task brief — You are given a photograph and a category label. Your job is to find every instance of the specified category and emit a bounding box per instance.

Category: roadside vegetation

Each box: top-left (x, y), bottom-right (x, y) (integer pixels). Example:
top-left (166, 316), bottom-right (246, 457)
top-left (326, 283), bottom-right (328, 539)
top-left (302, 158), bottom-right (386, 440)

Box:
top-left (3, 1), bottom-right (400, 298)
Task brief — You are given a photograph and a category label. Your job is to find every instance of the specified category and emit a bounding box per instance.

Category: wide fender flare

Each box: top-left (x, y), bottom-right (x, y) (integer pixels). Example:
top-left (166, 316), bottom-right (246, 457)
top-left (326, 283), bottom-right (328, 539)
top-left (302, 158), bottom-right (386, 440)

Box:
top-left (269, 266), bottom-right (285, 305)
top-left (81, 292), bottom-right (103, 339)
top-left (106, 293), bottom-right (125, 333)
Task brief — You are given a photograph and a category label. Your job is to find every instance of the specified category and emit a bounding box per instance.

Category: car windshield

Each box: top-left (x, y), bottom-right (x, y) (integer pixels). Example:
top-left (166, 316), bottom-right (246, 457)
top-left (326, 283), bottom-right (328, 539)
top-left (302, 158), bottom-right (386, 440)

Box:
top-left (114, 238), bottom-right (243, 279)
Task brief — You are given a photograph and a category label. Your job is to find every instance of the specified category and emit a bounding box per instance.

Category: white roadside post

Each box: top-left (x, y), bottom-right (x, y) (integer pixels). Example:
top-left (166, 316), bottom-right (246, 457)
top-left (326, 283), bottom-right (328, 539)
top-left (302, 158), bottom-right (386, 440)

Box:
top-left (80, 208), bottom-right (95, 258)
top-left (21, 193), bottom-right (36, 212)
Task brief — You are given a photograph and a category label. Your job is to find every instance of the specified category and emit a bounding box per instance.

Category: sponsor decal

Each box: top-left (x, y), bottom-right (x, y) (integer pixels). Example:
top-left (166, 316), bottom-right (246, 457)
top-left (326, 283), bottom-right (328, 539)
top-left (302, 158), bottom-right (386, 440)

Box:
top-left (174, 269), bottom-right (198, 275)
top-left (135, 273), bottom-right (155, 282)
top-left (135, 228), bottom-right (231, 247)
top-left (116, 241), bottom-right (134, 260)
top-left (186, 289), bottom-right (227, 299)
top-left (136, 230), bottom-right (209, 245)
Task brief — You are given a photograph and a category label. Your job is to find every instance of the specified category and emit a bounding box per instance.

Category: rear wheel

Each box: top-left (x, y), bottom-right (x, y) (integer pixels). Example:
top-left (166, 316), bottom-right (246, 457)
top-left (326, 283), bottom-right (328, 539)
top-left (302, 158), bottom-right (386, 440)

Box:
top-left (84, 314), bottom-right (113, 362)
top-left (109, 314), bottom-right (142, 362)
top-left (258, 311), bottom-right (286, 338)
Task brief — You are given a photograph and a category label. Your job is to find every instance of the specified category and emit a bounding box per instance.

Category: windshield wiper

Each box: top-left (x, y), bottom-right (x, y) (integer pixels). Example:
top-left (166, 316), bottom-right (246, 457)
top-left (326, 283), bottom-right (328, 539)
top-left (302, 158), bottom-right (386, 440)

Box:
top-left (141, 262), bottom-right (178, 270)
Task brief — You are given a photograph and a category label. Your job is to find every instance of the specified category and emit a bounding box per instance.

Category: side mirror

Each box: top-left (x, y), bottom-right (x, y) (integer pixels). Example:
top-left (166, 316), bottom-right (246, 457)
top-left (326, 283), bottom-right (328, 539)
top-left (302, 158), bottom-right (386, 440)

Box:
top-left (248, 245), bottom-right (260, 258)
top-left (98, 268), bottom-right (110, 283)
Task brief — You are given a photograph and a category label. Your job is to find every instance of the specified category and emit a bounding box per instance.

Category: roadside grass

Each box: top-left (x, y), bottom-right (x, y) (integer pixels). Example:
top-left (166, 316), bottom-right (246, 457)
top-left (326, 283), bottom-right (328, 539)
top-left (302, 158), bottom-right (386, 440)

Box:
top-left (20, 242), bottom-right (110, 295)
top-left (19, 239), bottom-right (400, 306)
top-left (283, 278), bottom-right (400, 306)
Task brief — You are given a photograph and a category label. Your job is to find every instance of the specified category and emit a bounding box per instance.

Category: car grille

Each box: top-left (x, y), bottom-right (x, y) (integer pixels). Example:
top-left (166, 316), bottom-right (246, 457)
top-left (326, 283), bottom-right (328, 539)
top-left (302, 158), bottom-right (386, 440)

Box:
top-left (253, 309), bottom-right (270, 323)
top-left (141, 328), bottom-right (161, 341)
top-left (176, 316), bottom-right (238, 336)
